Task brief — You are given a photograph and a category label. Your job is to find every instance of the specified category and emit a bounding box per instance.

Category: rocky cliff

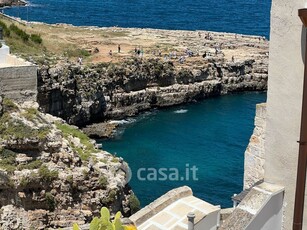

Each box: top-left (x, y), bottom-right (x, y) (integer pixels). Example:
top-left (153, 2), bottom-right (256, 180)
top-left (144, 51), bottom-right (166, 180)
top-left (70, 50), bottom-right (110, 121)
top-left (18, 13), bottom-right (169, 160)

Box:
top-left (0, 0), bottom-right (26, 7)
top-left (37, 55), bottom-right (268, 127)
top-left (0, 98), bottom-right (136, 229)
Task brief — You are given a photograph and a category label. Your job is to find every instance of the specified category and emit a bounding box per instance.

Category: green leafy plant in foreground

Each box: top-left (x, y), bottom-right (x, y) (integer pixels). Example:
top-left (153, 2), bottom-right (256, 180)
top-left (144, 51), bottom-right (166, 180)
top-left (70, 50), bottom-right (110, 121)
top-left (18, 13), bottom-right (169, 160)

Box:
top-left (73, 207), bottom-right (137, 230)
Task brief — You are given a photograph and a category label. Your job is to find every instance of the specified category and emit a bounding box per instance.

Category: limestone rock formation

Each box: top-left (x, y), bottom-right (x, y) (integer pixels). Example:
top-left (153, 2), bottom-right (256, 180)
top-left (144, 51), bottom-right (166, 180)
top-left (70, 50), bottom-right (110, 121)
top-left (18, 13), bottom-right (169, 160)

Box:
top-left (0, 99), bottom-right (135, 229)
top-left (37, 56), bottom-right (268, 127)
top-left (243, 103), bottom-right (266, 189)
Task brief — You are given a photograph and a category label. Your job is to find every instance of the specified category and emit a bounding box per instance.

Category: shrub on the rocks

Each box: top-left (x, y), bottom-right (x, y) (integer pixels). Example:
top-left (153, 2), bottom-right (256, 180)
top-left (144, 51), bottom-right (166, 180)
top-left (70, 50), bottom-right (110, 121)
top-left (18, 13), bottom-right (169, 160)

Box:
top-left (0, 20), bottom-right (10, 37)
top-left (9, 24), bottom-right (29, 42)
top-left (38, 165), bottom-right (58, 183)
top-left (30, 34), bottom-right (42, 44)
top-left (98, 175), bottom-right (108, 189)
top-left (2, 98), bottom-right (18, 112)
top-left (129, 194), bottom-right (140, 214)
top-left (45, 192), bottom-right (56, 211)
top-left (55, 122), bottom-right (97, 161)
top-left (0, 148), bottom-right (17, 173)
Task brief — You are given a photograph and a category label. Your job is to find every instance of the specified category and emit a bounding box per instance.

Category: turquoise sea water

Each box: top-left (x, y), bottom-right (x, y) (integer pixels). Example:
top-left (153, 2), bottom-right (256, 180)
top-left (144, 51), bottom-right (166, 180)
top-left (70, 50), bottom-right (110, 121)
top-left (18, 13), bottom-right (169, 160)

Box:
top-left (102, 92), bottom-right (267, 208)
top-left (3, 0), bottom-right (271, 38)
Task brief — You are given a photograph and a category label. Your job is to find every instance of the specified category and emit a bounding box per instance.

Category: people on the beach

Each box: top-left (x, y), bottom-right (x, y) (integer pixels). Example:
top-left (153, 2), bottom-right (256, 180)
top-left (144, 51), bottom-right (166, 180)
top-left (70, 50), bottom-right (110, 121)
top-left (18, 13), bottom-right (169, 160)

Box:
top-left (232, 56), bottom-right (235, 62)
top-left (205, 32), bottom-right (213, 40)
top-left (118, 44), bottom-right (121, 53)
top-left (109, 50), bottom-right (112, 56)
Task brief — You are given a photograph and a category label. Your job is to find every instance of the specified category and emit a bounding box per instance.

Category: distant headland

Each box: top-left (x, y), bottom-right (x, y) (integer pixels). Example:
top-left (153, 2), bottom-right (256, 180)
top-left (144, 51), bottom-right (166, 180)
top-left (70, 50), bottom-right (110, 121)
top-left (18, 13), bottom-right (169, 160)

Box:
top-left (0, 0), bottom-right (26, 8)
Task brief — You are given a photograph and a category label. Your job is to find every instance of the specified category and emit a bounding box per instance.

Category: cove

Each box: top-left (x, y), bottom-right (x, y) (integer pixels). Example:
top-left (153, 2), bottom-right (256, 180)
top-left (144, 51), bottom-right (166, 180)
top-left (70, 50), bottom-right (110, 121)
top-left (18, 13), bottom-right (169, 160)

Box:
top-left (101, 92), bottom-right (266, 208)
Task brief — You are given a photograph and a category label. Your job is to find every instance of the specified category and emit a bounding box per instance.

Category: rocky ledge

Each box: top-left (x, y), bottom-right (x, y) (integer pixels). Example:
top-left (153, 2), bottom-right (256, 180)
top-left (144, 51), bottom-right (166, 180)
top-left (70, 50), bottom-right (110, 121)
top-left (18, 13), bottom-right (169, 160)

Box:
top-left (37, 49), bottom-right (268, 133)
top-left (0, 98), bottom-right (139, 229)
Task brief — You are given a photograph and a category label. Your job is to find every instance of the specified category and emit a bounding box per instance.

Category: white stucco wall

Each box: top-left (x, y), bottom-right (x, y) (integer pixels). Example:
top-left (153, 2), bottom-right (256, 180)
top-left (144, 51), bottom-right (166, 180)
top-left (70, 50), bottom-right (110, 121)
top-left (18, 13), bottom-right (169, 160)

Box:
top-left (265, 0), bottom-right (307, 229)
top-left (246, 190), bottom-right (283, 230)
top-left (0, 44), bottom-right (9, 63)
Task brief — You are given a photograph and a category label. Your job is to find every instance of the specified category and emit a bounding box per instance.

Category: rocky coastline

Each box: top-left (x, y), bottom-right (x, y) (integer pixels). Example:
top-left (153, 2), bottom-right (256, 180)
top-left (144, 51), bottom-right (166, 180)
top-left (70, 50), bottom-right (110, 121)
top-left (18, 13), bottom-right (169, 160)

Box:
top-left (37, 54), bottom-right (268, 138)
top-left (0, 98), bottom-right (137, 229)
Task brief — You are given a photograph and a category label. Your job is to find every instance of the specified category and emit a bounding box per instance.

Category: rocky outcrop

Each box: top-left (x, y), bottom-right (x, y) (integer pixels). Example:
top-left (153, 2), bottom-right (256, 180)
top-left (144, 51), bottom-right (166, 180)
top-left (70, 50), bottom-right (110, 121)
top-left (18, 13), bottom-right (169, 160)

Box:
top-left (0, 0), bottom-right (26, 7)
top-left (37, 55), bottom-right (268, 127)
top-left (243, 103), bottom-right (266, 189)
top-left (0, 99), bottom-right (136, 229)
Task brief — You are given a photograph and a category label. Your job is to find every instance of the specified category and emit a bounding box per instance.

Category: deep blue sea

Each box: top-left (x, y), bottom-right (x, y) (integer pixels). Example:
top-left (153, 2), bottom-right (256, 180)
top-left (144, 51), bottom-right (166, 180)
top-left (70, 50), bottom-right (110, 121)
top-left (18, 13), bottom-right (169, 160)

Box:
top-left (102, 93), bottom-right (266, 208)
top-left (3, 0), bottom-right (271, 38)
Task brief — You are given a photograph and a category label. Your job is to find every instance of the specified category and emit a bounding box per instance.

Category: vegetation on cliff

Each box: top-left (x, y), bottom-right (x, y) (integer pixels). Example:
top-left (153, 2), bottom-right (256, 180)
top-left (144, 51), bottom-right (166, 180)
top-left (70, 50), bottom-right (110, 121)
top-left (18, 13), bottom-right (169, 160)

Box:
top-left (0, 98), bottom-right (138, 229)
top-left (0, 19), bottom-right (44, 57)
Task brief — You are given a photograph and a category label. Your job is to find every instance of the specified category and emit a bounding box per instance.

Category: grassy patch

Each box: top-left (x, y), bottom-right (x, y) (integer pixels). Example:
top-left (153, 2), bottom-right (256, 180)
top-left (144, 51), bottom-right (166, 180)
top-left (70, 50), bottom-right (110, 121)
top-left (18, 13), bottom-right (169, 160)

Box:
top-left (21, 107), bottom-right (39, 121)
top-left (0, 148), bottom-right (17, 173)
top-left (17, 159), bottom-right (43, 171)
top-left (0, 19), bottom-right (47, 59)
top-left (2, 98), bottom-right (18, 112)
top-left (0, 113), bottom-right (50, 140)
top-left (111, 157), bottom-right (119, 163)
top-left (0, 148), bottom-right (43, 173)
top-left (45, 192), bottom-right (56, 211)
top-left (30, 34), bottom-right (43, 44)
top-left (66, 175), bottom-right (73, 184)
top-left (98, 175), bottom-right (108, 189)
top-left (9, 24), bottom-right (30, 42)
top-left (38, 165), bottom-right (59, 183)
top-left (129, 194), bottom-right (141, 214)
top-left (55, 122), bottom-right (97, 161)
top-left (64, 48), bottom-right (90, 58)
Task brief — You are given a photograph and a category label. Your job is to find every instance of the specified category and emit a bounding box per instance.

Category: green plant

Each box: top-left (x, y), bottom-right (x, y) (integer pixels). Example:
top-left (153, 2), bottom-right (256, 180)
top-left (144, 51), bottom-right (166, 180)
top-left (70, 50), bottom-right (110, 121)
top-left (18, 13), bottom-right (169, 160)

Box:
top-left (45, 192), bottom-right (56, 211)
top-left (55, 122), bottom-right (97, 161)
top-left (98, 176), bottom-right (108, 189)
top-left (66, 175), bottom-right (73, 184)
top-left (82, 169), bottom-right (89, 179)
top-left (17, 159), bottom-right (43, 171)
top-left (2, 98), bottom-right (18, 112)
top-left (111, 158), bottom-right (119, 163)
top-left (0, 20), bottom-right (10, 37)
top-left (0, 148), bottom-right (17, 173)
top-left (64, 48), bottom-right (90, 58)
top-left (129, 194), bottom-right (140, 214)
top-left (30, 34), bottom-right (42, 44)
top-left (19, 172), bottom-right (39, 187)
top-left (22, 107), bottom-right (39, 121)
top-left (38, 165), bottom-right (58, 183)
top-left (0, 108), bottom-right (50, 141)
top-left (9, 24), bottom-right (29, 42)
top-left (73, 207), bottom-right (136, 230)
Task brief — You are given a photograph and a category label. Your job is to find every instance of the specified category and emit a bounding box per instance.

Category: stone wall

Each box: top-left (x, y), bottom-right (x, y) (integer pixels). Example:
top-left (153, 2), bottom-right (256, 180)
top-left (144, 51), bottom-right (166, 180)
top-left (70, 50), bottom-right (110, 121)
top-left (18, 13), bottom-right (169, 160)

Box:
top-left (243, 103), bottom-right (266, 189)
top-left (0, 65), bottom-right (37, 102)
